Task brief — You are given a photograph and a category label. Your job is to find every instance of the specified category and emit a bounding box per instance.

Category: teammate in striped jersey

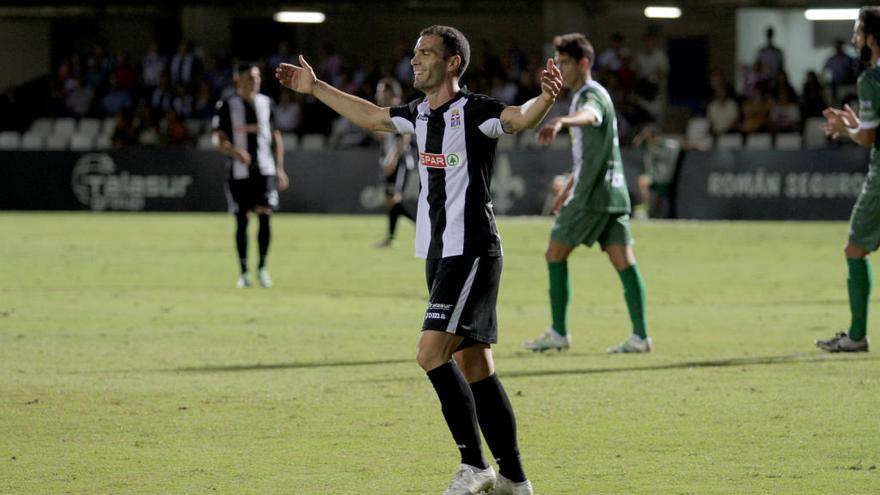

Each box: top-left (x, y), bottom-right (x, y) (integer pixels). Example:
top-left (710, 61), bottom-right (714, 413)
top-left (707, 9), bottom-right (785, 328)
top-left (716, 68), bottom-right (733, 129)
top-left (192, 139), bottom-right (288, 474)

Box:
top-left (277, 25), bottom-right (562, 495)
top-left (212, 63), bottom-right (288, 288)
top-left (524, 33), bottom-right (652, 354)
top-left (373, 77), bottom-right (416, 248)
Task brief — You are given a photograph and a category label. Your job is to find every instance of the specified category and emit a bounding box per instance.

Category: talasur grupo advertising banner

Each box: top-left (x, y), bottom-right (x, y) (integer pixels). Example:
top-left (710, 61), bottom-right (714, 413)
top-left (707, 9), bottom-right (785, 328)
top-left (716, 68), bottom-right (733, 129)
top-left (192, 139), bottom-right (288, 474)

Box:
top-left (0, 148), bottom-right (642, 215)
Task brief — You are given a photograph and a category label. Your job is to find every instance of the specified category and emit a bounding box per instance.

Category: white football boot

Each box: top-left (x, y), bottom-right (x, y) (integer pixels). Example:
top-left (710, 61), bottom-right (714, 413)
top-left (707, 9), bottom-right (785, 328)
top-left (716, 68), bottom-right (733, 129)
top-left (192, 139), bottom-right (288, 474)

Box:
top-left (236, 272), bottom-right (252, 288)
top-left (523, 328), bottom-right (571, 352)
top-left (443, 464), bottom-right (497, 495)
top-left (815, 331), bottom-right (869, 352)
top-left (607, 334), bottom-right (653, 354)
top-left (257, 268), bottom-right (273, 288)
top-left (488, 475), bottom-right (533, 495)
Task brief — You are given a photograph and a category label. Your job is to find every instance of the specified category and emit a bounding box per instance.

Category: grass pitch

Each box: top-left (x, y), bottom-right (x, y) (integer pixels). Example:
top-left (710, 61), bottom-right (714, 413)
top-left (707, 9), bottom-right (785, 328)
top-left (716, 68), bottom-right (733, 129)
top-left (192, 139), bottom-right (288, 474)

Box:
top-left (1, 212), bottom-right (878, 494)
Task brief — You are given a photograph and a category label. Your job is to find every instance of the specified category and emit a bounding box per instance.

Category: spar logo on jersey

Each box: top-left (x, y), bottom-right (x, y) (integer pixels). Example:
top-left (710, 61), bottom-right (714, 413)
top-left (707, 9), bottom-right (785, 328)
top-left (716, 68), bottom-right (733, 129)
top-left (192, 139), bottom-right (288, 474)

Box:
top-left (450, 109), bottom-right (462, 129)
top-left (420, 152), bottom-right (462, 168)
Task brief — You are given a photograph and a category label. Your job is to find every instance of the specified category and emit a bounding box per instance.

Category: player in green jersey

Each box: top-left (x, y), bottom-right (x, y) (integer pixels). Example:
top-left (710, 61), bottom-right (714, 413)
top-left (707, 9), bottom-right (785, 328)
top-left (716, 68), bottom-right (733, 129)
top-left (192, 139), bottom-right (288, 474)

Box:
top-left (816, 6), bottom-right (880, 353)
top-left (524, 33), bottom-right (651, 354)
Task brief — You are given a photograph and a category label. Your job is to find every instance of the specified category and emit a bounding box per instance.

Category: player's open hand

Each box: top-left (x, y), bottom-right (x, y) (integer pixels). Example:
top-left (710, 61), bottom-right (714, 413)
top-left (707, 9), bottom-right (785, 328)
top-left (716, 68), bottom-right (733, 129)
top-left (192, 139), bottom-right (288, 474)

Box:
top-left (537, 117), bottom-right (563, 145)
top-left (540, 58), bottom-right (562, 102)
top-left (275, 55), bottom-right (317, 94)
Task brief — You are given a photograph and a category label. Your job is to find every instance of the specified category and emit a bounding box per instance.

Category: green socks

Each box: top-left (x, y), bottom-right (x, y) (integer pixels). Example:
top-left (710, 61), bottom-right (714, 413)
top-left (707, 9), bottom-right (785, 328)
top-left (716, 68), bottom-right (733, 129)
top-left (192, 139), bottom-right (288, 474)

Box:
top-left (547, 261), bottom-right (570, 336)
top-left (847, 258), bottom-right (872, 342)
top-left (618, 264), bottom-right (648, 339)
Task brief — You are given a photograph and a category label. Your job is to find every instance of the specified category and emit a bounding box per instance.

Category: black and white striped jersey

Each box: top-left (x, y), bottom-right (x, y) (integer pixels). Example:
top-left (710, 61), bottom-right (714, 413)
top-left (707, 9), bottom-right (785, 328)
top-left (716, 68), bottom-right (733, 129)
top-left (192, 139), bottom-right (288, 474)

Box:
top-left (390, 90), bottom-right (507, 259)
top-left (212, 94), bottom-right (277, 179)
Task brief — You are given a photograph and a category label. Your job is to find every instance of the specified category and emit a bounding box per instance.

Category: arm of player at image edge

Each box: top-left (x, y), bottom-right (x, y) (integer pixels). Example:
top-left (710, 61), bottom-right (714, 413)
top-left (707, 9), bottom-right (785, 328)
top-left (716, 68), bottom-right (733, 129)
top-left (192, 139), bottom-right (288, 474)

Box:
top-left (499, 58), bottom-right (563, 134)
top-left (276, 55), bottom-right (397, 134)
top-left (273, 129), bottom-right (289, 191)
top-left (212, 130), bottom-right (252, 165)
top-left (822, 104), bottom-right (876, 148)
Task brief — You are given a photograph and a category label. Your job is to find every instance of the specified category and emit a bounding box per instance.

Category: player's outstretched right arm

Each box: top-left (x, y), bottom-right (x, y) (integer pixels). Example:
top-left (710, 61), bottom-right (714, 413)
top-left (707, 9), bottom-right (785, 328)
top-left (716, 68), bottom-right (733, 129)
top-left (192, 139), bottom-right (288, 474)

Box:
top-left (276, 55), bottom-right (396, 133)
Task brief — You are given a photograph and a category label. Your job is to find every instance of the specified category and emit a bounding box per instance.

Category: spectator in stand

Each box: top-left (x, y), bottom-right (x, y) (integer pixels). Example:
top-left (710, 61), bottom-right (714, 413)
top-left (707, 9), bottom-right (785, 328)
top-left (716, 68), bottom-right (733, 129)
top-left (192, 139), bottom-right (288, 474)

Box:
top-left (150, 72), bottom-right (174, 118)
top-left (193, 81), bottom-right (216, 120)
top-left (755, 27), bottom-right (785, 91)
top-left (169, 40), bottom-right (201, 90)
top-left (774, 70), bottom-right (797, 101)
top-left (85, 42), bottom-right (112, 91)
top-left (267, 42), bottom-right (294, 71)
top-left (506, 37), bottom-right (528, 81)
top-left (768, 81), bottom-right (801, 132)
top-left (823, 38), bottom-right (859, 99)
top-left (204, 55), bottom-right (234, 99)
top-left (141, 43), bottom-right (166, 93)
top-left (740, 86), bottom-right (771, 133)
top-left (113, 51), bottom-right (139, 92)
top-left (392, 39), bottom-right (414, 87)
top-left (489, 73), bottom-right (518, 104)
top-left (159, 110), bottom-right (191, 146)
top-left (597, 32), bottom-right (630, 76)
top-left (317, 43), bottom-right (342, 86)
top-left (100, 75), bottom-right (133, 116)
top-left (706, 71), bottom-right (739, 136)
top-left (66, 76), bottom-right (94, 117)
top-left (635, 31), bottom-right (669, 124)
top-left (273, 90), bottom-right (301, 133)
top-left (171, 83), bottom-right (194, 118)
top-left (136, 105), bottom-right (160, 146)
top-left (801, 70), bottom-right (828, 119)
top-left (111, 110), bottom-right (139, 148)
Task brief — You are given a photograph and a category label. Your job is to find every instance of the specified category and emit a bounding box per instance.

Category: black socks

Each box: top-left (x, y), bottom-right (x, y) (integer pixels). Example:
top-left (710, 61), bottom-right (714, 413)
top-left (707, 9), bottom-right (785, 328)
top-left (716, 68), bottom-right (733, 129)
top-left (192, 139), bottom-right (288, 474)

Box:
top-left (235, 213), bottom-right (248, 274)
top-left (470, 374), bottom-right (526, 483)
top-left (258, 214), bottom-right (270, 269)
top-left (427, 362), bottom-right (488, 469)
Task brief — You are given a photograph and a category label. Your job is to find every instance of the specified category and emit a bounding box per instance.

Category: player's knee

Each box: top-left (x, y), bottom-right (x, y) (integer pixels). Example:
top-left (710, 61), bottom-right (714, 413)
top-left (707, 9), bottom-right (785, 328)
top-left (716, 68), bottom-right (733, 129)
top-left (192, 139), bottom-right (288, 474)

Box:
top-left (416, 346), bottom-right (447, 372)
top-left (845, 243), bottom-right (869, 259)
top-left (456, 359), bottom-right (490, 383)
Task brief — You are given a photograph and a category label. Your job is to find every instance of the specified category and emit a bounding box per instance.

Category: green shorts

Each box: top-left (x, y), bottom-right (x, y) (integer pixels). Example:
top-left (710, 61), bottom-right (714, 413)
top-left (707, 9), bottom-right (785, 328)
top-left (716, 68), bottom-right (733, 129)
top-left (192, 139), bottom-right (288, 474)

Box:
top-left (551, 207), bottom-right (633, 249)
top-left (849, 191), bottom-right (880, 251)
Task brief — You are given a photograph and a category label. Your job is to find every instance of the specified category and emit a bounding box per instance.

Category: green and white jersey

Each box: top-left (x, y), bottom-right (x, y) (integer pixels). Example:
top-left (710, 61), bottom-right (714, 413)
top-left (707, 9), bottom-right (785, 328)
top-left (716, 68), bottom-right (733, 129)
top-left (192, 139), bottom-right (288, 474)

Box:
top-left (858, 65), bottom-right (880, 168)
top-left (566, 81), bottom-right (630, 213)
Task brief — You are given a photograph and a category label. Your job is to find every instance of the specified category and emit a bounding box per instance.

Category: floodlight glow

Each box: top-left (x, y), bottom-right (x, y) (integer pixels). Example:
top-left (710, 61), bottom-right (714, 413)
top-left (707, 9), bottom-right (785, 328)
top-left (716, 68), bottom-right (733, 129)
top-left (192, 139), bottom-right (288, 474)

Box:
top-left (804, 9), bottom-right (859, 21)
top-left (274, 11), bottom-right (326, 23)
top-left (644, 6), bottom-right (681, 19)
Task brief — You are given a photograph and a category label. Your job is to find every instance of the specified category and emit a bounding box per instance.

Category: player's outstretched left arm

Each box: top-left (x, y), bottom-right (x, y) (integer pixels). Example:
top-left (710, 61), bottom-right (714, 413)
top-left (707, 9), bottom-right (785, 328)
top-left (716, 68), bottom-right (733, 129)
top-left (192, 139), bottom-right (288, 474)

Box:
top-left (499, 58), bottom-right (562, 133)
top-left (276, 55), bottom-right (396, 133)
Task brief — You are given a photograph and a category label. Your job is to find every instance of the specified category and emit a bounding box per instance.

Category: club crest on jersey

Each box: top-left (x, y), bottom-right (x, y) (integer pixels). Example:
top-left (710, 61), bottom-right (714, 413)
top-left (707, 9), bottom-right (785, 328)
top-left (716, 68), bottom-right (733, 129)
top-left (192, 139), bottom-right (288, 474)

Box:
top-left (420, 152), bottom-right (462, 168)
top-left (450, 109), bottom-right (462, 128)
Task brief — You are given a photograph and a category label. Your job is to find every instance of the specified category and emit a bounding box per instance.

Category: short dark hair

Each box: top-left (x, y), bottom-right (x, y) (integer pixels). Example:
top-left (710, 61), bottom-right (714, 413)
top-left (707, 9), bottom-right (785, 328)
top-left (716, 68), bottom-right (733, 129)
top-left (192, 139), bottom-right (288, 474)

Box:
top-left (234, 62), bottom-right (259, 75)
top-left (419, 25), bottom-right (470, 77)
top-left (860, 7), bottom-right (880, 43)
top-left (553, 33), bottom-right (595, 68)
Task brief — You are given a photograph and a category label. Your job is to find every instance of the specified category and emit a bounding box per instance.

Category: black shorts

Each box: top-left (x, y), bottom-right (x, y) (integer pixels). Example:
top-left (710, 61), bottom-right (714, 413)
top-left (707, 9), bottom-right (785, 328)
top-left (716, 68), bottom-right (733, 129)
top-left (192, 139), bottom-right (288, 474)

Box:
top-left (383, 161), bottom-right (409, 197)
top-left (423, 255), bottom-right (502, 346)
top-left (226, 173), bottom-right (279, 214)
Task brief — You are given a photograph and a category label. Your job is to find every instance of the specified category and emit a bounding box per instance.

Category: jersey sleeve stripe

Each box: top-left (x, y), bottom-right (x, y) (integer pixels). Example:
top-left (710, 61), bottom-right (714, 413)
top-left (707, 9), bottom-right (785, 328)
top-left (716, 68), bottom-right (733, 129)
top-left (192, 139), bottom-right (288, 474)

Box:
top-left (478, 118), bottom-right (505, 138)
top-left (392, 116), bottom-right (415, 134)
top-left (582, 105), bottom-right (603, 127)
